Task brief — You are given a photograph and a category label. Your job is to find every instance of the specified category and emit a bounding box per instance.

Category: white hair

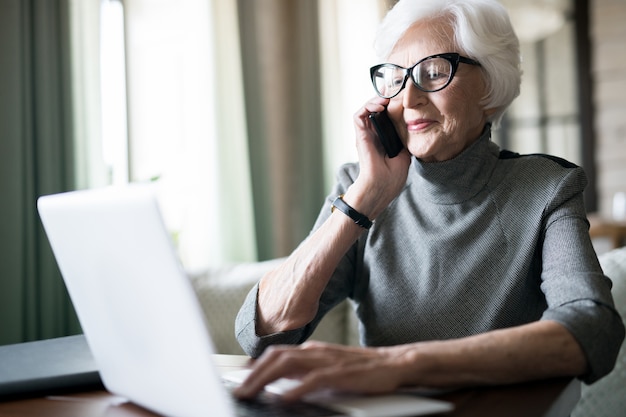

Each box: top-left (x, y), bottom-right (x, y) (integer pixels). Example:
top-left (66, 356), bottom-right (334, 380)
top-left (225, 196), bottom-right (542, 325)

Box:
top-left (374, 0), bottom-right (522, 128)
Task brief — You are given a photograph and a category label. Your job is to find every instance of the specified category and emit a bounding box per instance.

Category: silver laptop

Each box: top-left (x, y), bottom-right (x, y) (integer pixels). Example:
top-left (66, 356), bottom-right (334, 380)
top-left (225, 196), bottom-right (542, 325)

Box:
top-left (37, 185), bottom-right (453, 417)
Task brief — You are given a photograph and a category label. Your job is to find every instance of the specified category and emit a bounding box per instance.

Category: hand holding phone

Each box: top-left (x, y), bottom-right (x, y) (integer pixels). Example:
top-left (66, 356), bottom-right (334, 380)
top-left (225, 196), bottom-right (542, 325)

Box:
top-left (368, 111), bottom-right (404, 158)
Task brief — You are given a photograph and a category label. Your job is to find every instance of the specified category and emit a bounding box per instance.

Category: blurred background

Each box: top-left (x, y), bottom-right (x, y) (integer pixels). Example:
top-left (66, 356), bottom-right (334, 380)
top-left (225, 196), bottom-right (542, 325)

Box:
top-left (1, 0), bottom-right (624, 344)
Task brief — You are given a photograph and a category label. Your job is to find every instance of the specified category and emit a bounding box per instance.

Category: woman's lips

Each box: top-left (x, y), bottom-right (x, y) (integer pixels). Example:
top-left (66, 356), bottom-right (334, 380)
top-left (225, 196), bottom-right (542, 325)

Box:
top-left (406, 119), bottom-right (436, 132)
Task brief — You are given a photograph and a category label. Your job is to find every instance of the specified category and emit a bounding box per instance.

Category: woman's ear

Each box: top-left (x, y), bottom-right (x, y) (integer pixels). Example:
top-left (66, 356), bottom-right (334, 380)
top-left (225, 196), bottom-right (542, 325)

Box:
top-left (484, 107), bottom-right (499, 118)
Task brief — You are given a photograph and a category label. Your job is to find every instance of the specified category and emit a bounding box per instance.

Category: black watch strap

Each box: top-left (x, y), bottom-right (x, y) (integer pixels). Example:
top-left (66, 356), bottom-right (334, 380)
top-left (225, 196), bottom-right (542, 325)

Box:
top-left (331, 195), bottom-right (373, 229)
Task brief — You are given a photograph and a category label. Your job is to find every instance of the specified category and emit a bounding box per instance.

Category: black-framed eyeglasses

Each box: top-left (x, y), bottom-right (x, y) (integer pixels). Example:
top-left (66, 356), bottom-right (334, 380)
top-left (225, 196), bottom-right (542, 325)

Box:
top-left (369, 52), bottom-right (481, 99)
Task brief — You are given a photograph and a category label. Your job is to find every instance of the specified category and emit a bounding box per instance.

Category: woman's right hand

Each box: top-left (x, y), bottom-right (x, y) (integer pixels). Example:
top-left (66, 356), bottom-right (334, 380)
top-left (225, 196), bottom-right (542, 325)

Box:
top-left (345, 97), bottom-right (412, 220)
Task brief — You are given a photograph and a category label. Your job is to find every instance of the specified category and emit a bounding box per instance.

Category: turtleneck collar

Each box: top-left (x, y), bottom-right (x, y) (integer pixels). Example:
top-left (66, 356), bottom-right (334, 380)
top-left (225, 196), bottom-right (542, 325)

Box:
top-left (408, 124), bottom-right (500, 205)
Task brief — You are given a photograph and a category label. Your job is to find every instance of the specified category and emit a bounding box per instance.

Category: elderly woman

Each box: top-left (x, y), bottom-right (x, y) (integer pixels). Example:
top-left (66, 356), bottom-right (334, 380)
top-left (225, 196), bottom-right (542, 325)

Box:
top-left (234, 0), bottom-right (625, 400)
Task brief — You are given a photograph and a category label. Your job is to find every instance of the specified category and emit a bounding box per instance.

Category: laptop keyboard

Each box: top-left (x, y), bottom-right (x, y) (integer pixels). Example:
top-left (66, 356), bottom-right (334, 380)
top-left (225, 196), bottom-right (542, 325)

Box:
top-left (234, 394), bottom-right (341, 417)
top-left (224, 379), bottom-right (343, 417)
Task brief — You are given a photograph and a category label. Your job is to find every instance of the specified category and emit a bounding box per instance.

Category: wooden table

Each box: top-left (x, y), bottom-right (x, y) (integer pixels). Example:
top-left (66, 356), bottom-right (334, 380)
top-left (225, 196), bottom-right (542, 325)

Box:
top-left (0, 355), bottom-right (580, 417)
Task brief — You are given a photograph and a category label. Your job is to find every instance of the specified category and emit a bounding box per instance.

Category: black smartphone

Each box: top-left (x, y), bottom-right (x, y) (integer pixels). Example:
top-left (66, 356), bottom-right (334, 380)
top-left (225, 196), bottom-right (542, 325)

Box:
top-left (368, 111), bottom-right (404, 158)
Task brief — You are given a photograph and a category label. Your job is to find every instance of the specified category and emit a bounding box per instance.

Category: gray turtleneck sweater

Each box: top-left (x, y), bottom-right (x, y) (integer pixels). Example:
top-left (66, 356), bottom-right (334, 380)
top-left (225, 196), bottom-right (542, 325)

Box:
top-left (235, 128), bottom-right (625, 384)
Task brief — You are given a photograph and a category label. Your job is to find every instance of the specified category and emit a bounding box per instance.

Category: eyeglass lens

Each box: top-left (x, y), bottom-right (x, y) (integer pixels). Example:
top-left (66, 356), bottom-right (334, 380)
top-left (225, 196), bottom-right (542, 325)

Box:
top-left (373, 57), bottom-right (454, 98)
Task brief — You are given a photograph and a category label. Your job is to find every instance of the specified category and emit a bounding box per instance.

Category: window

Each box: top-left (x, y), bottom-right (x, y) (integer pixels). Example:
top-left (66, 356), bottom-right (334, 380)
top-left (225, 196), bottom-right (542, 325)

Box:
top-left (100, 0), bottom-right (129, 185)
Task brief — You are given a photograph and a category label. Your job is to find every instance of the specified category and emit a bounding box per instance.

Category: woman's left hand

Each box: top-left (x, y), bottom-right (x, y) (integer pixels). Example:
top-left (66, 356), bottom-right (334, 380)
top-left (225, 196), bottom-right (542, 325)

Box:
top-left (233, 341), bottom-right (407, 401)
top-left (233, 321), bottom-right (588, 401)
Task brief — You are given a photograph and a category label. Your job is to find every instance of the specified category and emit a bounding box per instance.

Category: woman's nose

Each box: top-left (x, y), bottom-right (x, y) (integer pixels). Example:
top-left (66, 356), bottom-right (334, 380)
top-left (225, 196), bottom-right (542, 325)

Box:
top-left (402, 81), bottom-right (429, 108)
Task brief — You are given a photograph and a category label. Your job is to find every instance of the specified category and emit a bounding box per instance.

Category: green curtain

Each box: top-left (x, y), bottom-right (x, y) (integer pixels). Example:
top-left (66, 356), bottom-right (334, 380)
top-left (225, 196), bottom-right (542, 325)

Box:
top-left (238, 0), bottom-right (326, 260)
top-left (0, 0), bottom-right (80, 344)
